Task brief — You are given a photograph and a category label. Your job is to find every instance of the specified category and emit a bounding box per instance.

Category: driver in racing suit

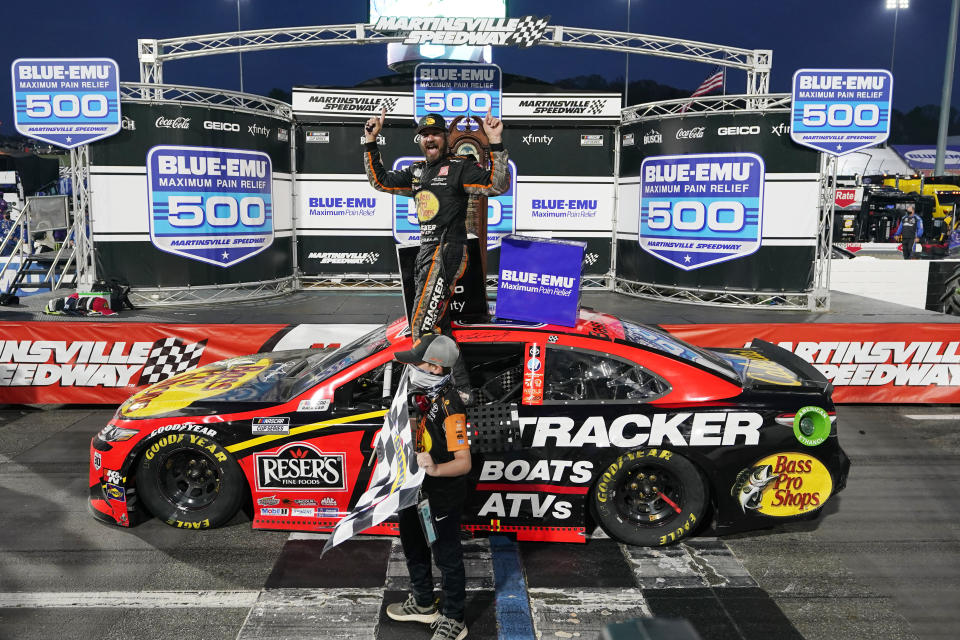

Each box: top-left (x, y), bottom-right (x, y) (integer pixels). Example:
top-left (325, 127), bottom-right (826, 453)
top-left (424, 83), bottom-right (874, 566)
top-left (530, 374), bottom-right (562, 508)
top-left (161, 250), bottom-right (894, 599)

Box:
top-left (362, 108), bottom-right (510, 342)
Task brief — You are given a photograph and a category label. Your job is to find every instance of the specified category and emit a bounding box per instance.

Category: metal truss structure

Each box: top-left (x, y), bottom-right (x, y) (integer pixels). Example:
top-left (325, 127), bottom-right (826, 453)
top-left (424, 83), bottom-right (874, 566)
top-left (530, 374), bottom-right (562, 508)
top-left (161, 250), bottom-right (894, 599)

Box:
top-left (70, 145), bottom-right (95, 290)
top-left (617, 93), bottom-right (831, 312)
top-left (128, 277), bottom-right (297, 307)
top-left (121, 83), bottom-right (292, 118)
top-left (137, 24), bottom-right (771, 95)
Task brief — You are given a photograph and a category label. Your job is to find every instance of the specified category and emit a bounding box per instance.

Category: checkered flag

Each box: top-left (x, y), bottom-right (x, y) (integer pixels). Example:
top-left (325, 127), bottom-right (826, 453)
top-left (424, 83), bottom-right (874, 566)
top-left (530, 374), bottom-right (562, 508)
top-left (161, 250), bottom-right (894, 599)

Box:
top-left (378, 98), bottom-right (398, 112)
top-left (506, 15), bottom-right (550, 48)
top-left (587, 100), bottom-right (605, 115)
top-left (136, 337), bottom-right (208, 386)
top-left (322, 369), bottom-right (423, 556)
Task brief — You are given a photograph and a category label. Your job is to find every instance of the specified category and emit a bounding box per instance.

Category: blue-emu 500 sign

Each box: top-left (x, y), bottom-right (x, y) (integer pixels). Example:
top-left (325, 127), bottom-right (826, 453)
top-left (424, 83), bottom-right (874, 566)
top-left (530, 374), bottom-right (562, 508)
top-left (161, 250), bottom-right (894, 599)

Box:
top-left (639, 153), bottom-right (764, 271)
top-left (147, 146), bottom-right (273, 267)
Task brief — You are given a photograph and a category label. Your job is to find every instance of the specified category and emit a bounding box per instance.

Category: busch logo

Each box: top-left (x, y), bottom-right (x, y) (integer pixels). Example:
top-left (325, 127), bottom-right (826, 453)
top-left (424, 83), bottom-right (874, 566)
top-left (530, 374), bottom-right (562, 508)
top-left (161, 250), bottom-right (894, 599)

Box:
top-left (155, 116), bottom-right (190, 129)
top-left (360, 134), bottom-right (387, 145)
top-left (255, 443), bottom-right (346, 491)
top-left (248, 124), bottom-right (271, 137)
top-left (675, 127), bottom-right (705, 140)
top-left (121, 116), bottom-right (136, 131)
top-left (643, 130), bottom-right (662, 145)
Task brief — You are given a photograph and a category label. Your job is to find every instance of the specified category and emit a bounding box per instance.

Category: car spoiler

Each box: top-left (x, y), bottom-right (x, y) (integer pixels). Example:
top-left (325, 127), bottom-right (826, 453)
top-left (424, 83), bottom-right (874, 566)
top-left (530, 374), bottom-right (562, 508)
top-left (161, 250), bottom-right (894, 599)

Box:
top-left (748, 338), bottom-right (833, 395)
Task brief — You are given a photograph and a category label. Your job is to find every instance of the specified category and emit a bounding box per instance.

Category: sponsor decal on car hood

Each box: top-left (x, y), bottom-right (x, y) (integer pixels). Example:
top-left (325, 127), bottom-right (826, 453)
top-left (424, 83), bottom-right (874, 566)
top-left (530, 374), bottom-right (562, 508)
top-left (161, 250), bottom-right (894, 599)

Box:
top-left (121, 356), bottom-right (276, 418)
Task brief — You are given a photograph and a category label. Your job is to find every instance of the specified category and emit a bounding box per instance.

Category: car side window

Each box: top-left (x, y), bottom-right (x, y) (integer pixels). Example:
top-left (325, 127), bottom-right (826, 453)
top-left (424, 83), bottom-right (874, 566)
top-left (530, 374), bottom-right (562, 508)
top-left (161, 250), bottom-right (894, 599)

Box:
top-left (544, 346), bottom-right (669, 403)
top-left (333, 360), bottom-right (400, 410)
top-left (459, 342), bottom-right (524, 405)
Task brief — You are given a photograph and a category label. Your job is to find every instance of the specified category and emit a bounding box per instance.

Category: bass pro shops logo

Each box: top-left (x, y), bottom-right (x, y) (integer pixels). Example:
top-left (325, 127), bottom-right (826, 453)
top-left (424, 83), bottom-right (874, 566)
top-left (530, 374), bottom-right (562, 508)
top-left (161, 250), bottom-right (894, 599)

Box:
top-left (0, 337), bottom-right (206, 388)
top-left (254, 443), bottom-right (346, 492)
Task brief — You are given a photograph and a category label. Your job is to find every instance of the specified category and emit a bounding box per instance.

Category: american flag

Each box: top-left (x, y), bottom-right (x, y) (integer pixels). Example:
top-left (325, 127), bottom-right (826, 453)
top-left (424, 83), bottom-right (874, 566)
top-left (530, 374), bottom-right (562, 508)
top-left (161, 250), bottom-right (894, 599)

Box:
top-left (681, 67), bottom-right (725, 112)
top-left (321, 369), bottom-right (424, 556)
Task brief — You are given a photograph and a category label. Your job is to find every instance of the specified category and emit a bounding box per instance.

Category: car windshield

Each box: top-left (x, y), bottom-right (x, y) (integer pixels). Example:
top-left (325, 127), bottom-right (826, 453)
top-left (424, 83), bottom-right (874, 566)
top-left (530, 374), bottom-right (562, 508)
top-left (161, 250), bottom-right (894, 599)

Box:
top-left (619, 321), bottom-right (739, 380)
top-left (284, 325), bottom-right (389, 400)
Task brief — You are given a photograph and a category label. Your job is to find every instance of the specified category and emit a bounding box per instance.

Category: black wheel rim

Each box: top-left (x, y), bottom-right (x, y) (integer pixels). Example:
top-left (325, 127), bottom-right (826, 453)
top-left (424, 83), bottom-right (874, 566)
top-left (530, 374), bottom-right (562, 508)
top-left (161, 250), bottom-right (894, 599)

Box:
top-left (156, 449), bottom-right (222, 510)
top-left (613, 463), bottom-right (684, 526)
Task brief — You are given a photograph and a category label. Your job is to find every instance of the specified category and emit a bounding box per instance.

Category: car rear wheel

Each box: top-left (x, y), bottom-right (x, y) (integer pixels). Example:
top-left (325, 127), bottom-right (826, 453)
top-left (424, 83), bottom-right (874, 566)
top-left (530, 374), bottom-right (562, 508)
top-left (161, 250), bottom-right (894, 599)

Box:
top-left (939, 263), bottom-right (960, 315)
top-left (592, 449), bottom-right (708, 546)
top-left (136, 434), bottom-right (244, 529)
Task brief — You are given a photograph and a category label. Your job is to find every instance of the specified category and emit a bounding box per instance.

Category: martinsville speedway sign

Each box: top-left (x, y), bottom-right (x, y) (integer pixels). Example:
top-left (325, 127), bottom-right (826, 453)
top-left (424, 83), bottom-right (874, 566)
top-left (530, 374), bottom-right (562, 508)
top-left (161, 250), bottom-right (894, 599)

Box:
top-left (5, 322), bottom-right (960, 405)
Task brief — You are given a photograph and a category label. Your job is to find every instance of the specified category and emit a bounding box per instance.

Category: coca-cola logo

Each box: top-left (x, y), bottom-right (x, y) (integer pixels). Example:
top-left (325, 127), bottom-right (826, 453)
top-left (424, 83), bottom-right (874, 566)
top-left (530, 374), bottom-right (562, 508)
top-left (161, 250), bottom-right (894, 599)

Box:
top-left (155, 116), bottom-right (191, 129)
top-left (675, 127), bottom-right (705, 140)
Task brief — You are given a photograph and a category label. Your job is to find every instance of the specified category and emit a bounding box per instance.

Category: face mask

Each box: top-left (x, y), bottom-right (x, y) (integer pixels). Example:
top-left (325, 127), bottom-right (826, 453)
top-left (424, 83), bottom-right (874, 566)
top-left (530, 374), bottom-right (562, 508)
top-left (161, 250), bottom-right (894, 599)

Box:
top-left (408, 365), bottom-right (450, 395)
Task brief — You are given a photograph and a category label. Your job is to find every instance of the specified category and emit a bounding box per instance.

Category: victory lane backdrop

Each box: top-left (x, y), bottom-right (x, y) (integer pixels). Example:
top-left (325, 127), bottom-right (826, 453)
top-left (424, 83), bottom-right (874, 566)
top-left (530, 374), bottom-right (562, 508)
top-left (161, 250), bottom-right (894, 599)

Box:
top-left (89, 102), bottom-right (293, 287)
top-left (618, 112), bottom-right (820, 292)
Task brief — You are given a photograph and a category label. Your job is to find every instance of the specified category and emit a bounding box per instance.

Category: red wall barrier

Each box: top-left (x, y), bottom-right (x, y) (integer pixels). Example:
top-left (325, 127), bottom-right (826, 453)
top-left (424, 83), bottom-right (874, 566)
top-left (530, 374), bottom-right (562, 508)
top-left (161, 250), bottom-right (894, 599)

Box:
top-left (666, 323), bottom-right (960, 404)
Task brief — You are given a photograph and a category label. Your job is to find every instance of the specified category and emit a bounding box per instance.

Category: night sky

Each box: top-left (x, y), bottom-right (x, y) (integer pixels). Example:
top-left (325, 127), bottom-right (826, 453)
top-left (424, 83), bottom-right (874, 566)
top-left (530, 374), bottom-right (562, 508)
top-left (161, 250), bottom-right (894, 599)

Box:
top-left (2, 0), bottom-right (958, 135)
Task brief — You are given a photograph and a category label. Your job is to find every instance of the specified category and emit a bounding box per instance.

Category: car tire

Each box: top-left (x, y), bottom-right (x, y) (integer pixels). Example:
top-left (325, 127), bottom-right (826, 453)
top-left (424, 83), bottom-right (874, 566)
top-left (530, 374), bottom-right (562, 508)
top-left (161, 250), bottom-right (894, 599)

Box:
top-left (136, 433), bottom-right (245, 529)
top-left (592, 448), bottom-right (708, 547)
top-left (939, 263), bottom-right (960, 315)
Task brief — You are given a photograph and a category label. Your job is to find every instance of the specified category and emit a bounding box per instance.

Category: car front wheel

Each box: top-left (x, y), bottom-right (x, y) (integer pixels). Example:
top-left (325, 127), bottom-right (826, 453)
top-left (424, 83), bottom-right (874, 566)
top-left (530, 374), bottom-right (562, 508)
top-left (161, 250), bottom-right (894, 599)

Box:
top-left (136, 434), bottom-right (245, 529)
top-left (592, 448), bottom-right (708, 546)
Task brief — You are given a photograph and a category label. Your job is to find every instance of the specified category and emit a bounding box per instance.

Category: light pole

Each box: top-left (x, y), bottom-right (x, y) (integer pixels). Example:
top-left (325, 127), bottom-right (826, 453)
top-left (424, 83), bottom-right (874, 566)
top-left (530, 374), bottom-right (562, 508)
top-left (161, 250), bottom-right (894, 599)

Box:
top-left (624, 0), bottom-right (631, 106)
top-left (236, 0), bottom-right (244, 93)
top-left (886, 0), bottom-right (909, 74)
top-left (936, 0), bottom-right (959, 174)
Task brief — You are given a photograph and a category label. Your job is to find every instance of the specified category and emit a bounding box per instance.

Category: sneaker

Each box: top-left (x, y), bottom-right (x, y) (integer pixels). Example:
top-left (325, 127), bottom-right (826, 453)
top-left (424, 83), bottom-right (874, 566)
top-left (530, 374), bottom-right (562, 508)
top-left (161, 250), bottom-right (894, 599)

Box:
top-left (430, 615), bottom-right (467, 640)
top-left (386, 594), bottom-right (439, 624)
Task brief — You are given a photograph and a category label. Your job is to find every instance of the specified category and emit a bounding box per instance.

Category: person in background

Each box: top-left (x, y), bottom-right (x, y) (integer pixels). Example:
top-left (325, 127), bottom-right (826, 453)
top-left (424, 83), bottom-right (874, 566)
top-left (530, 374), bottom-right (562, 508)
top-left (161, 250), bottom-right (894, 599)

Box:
top-left (895, 203), bottom-right (924, 260)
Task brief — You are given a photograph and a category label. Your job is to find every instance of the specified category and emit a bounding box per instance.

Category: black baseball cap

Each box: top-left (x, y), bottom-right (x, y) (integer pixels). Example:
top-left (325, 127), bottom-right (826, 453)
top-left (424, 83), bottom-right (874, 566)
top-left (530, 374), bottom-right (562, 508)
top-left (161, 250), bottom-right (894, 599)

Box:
top-left (416, 113), bottom-right (447, 135)
top-left (395, 333), bottom-right (459, 367)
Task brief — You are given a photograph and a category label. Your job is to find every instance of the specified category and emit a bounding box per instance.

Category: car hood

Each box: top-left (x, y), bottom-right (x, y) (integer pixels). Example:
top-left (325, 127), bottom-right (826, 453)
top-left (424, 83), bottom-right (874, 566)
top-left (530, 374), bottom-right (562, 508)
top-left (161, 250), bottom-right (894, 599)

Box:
top-left (118, 348), bottom-right (333, 420)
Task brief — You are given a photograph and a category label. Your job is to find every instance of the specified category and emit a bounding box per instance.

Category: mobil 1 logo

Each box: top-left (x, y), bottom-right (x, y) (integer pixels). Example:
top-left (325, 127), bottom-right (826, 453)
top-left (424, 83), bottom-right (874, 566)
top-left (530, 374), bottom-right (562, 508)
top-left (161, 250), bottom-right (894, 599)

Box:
top-left (147, 145), bottom-right (273, 267)
top-left (791, 69), bottom-right (892, 156)
top-left (639, 153), bottom-right (764, 271)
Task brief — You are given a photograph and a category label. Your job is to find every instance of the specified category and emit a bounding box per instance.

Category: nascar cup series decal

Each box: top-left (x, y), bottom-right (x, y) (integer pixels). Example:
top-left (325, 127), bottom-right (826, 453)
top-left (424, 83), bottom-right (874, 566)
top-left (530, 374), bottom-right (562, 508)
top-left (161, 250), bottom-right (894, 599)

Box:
top-left (392, 156), bottom-right (516, 249)
top-left (147, 145), bottom-right (273, 267)
top-left (639, 153), bottom-right (764, 271)
top-left (731, 452), bottom-right (833, 516)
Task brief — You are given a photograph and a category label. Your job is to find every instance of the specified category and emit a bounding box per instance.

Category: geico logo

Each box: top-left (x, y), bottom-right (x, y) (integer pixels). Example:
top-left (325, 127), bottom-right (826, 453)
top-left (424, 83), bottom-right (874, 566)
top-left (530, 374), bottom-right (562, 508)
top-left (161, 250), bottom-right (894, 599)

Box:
top-left (717, 126), bottom-right (760, 136)
top-left (477, 492), bottom-right (572, 519)
top-left (480, 459), bottom-right (593, 483)
top-left (204, 121), bottom-right (240, 131)
top-left (520, 412), bottom-right (763, 448)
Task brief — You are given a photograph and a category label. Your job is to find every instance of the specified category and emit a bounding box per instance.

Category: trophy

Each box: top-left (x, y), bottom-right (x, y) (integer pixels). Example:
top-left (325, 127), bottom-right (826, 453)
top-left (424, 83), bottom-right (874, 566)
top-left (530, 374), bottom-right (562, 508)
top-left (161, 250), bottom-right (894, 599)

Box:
top-left (447, 115), bottom-right (491, 276)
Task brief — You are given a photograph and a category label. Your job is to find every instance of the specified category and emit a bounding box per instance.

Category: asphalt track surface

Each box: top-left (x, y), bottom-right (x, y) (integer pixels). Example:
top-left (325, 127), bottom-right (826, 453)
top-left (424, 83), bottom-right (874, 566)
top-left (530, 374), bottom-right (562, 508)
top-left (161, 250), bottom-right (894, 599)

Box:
top-left (0, 404), bottom-right (958, 640)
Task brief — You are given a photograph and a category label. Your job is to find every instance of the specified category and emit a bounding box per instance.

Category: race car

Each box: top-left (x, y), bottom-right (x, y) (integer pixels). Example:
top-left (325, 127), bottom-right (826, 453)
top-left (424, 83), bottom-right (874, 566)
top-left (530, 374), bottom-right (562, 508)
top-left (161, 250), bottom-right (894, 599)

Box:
top-left (89, 309), bottom-right (850, 546)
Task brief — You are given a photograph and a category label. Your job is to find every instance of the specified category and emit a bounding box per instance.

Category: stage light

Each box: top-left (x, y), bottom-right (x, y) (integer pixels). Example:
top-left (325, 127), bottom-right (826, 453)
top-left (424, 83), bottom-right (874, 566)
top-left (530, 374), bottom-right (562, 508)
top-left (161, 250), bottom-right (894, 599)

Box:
top-left (885, 0), bottom-right (909, 8)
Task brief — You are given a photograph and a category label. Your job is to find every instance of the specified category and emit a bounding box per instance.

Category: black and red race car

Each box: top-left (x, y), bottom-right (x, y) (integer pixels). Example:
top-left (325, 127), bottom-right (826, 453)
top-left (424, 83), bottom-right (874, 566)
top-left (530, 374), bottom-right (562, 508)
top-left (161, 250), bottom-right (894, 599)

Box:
top-left (90, 309), bottom-right (849, 546)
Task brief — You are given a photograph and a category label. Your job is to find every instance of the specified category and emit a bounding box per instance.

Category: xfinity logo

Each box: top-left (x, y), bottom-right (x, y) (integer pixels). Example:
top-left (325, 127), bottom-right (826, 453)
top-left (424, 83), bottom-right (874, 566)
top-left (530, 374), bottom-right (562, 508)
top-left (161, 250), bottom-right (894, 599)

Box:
top-left (522, 134), bottom-right (553, 146)
top-left (204, 120), bottom-right (240, 132)
top-left (155, 116), bottom-right (190, 129)
top-left (675, 127), bottom-right (705, 140)
top-left (771, 123), bottom-right (791, 137)
top-left (121, 116), bottom-right (136, 131)
top-left (718, 126), bottom-right (760, 137)
top-left (643, 130), bottom-right (662, 145)
top-left (248, 124), bottom-right (271, 137)
top-left (255, 443), bottom-right (346, 491)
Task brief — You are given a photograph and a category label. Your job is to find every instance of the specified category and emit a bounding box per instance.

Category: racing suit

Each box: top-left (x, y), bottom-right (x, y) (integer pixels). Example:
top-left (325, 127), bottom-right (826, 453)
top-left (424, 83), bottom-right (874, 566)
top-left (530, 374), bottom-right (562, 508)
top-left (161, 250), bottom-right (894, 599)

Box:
top-left (363, 141), bottom-right (510, 339)
top-left (398, 383), bottom-right (470, 623)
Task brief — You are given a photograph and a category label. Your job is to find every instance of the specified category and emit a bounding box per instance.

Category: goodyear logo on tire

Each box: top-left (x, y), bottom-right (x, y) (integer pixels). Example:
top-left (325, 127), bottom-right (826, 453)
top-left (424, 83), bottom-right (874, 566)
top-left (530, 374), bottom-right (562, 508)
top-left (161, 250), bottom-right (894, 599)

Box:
top-left (732, 452), bottom-right (832, 517)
